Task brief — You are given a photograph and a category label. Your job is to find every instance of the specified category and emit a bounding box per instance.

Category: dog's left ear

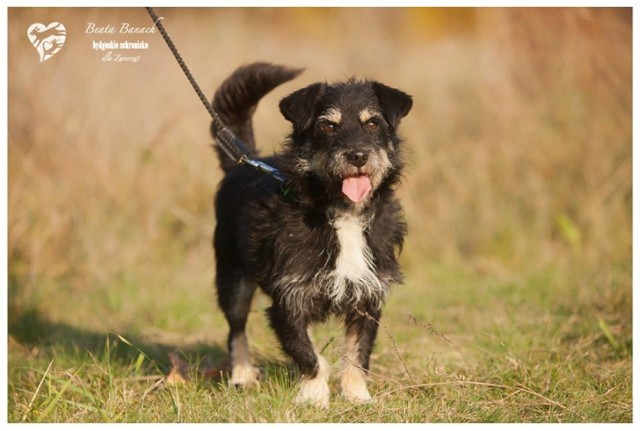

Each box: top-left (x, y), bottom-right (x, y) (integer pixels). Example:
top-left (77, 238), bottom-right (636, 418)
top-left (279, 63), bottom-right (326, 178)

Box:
top-left (372, 82), bottom-right (413, 129)
top-left (279, 82), bottom-right (326, 131)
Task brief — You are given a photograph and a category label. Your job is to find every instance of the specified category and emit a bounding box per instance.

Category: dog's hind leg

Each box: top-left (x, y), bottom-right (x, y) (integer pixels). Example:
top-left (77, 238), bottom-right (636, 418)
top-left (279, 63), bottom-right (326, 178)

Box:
top-left (340, 307), bottom-right (381, 402)
top-left (217, 272), bottom-right (260, 387)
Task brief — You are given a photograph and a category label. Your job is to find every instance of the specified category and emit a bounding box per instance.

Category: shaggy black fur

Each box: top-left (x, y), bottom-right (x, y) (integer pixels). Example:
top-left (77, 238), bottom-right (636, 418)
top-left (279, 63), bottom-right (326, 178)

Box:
top-left (211, 62), bottom-right (412, 395)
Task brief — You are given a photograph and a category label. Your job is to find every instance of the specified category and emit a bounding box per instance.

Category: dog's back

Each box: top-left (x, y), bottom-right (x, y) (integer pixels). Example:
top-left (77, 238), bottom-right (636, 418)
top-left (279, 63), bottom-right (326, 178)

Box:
top-left (211, 63), bottom-right (302, 172)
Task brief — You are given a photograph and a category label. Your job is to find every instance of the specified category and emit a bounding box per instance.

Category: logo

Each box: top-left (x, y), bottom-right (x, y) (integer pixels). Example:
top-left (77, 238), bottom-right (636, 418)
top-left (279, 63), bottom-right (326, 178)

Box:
top-left (27, 22), bottom-right (66, 62)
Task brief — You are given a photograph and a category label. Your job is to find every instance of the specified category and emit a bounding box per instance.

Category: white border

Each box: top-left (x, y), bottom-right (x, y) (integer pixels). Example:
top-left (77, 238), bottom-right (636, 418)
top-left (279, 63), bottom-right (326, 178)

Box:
top-left (3, 2), bottom-right (637, 428)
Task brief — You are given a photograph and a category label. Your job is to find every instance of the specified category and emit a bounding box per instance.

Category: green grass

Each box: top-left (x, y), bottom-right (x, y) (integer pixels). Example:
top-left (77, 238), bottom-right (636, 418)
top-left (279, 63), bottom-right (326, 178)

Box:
top-left (8, 261), bottom-right (631, 422)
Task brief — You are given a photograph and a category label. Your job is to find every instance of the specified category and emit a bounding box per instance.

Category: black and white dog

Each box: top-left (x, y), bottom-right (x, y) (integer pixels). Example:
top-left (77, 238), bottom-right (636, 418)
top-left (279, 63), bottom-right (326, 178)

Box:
top-left (211, 63), bottom-right (412, 408)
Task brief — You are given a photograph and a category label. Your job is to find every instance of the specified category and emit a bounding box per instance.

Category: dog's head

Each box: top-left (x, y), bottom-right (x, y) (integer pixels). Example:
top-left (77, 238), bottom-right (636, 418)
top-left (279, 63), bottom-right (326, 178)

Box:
top-left (279, 79), bottom-right (412, 208)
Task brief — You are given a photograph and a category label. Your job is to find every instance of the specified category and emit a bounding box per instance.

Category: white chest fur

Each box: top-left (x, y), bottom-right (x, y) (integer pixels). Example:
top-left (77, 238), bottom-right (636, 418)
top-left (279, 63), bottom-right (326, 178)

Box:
top-left (330, 213), bottom-right (382, 303)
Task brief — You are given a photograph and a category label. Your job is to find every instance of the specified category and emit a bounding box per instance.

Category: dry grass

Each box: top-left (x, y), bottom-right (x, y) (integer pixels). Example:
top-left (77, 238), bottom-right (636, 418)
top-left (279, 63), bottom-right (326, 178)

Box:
top-left (8, 7), bottom-right (631, 423)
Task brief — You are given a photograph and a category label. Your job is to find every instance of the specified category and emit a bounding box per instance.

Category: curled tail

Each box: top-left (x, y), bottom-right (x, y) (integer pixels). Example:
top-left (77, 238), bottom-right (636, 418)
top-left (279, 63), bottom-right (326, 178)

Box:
top-left (211, 62), bottom-right (303, 173)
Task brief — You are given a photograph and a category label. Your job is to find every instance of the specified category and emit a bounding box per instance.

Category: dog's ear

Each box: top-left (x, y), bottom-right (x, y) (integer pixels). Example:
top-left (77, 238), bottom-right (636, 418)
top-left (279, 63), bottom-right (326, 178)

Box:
top-left (372, 82), bottom-right (413, 129)
top-left (279, 83), bottom-right (325, 130)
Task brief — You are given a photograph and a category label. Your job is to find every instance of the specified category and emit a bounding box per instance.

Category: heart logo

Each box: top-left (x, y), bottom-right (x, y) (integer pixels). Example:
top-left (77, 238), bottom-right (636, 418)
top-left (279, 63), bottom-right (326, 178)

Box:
top-left (27, 22), bottom-right (66, 62)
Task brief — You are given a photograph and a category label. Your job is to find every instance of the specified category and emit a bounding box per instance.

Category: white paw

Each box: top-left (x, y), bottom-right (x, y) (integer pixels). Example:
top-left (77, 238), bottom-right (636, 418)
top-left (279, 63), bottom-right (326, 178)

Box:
top-left (341, 365), bottom-right (372, 403)
top-left (294, 355), bottom-right (331, 408)
top-left (294, 376), bottom-right (330, 408)
top-left (341, 382), bottom-right (373, 403)
top-left (229, 363), bottom-right (260, 388)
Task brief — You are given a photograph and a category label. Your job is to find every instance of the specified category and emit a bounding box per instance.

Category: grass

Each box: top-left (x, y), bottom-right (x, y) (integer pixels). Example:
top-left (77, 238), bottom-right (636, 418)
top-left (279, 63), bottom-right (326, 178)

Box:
top-left (7, 7), bottom-right (632, 423)
top-left (8, 261), bottom-right (631, 422)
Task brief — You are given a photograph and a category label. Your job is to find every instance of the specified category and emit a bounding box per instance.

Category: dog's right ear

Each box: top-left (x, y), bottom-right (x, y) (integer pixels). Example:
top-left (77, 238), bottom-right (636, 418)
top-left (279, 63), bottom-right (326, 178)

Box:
top-left (279, 83), bottom-right (326, 130)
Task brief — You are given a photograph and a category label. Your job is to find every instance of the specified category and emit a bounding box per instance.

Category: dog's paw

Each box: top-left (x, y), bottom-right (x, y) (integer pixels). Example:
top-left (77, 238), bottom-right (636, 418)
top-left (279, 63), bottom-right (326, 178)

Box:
top-left (294, 376), bottom-right (330, 409)
top-left (295, 355), bottom-right (330, 408)
top-left (342, 389), bottom-right (374, 403)
top-left (341, 363), bottom-right (373, 403)
top-left (229, 364), bottom-right (260, 388)
top-left (341, 381), bottom-right (373, 403)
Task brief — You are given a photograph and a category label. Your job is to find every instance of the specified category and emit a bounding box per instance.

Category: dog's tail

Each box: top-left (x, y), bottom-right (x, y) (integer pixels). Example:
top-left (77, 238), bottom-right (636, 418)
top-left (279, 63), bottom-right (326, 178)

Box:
top-left (211, 62), bottom-right (303, 173)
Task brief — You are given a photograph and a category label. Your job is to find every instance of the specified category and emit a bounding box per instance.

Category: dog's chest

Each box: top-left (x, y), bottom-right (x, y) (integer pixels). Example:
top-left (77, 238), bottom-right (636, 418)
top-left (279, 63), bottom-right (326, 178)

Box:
top-left (329, 213), bottom-right (382, 302)
top-left (332, 215), bottom-right (371, 280)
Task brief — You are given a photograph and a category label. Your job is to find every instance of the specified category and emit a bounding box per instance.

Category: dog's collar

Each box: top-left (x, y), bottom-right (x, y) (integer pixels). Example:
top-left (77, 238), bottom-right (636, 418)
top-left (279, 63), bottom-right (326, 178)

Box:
top-left (242, 157), bottom-right (287, 183)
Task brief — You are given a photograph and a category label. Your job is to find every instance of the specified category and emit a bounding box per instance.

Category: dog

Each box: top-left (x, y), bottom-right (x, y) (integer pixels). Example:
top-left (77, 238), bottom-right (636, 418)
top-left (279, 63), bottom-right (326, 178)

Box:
top-left (211, 62), bottom-right (412, 408)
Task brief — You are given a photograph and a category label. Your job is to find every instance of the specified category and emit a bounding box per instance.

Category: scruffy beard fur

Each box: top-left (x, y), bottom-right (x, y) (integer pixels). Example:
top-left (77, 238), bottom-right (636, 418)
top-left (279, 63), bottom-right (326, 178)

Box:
top-left (211, 63), bottom-right (412, 408)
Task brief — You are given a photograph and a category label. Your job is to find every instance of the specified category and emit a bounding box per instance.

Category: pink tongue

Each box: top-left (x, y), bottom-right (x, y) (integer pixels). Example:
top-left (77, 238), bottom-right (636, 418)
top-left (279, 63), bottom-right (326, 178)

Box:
top-left (342, 176), bottom-right (372, 203)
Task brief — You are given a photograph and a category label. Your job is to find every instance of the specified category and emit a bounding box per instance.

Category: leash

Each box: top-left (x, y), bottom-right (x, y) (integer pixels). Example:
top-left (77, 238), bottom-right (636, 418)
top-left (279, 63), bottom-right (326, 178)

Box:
top-left (145, 7), bottom-right (286, 183)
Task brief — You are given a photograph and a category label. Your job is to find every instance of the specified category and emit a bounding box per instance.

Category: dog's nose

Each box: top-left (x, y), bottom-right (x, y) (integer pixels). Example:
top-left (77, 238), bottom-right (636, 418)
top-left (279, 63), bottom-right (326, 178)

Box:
top-left (345, 149), bottom-right (369, 168)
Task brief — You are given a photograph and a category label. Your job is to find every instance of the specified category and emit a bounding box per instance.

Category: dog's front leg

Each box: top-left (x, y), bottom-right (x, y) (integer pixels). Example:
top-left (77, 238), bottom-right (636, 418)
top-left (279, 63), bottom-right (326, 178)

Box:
top-left (267, 305), bottom-right (331, 408)
top-left (341, 307), bottom-right (381, 402)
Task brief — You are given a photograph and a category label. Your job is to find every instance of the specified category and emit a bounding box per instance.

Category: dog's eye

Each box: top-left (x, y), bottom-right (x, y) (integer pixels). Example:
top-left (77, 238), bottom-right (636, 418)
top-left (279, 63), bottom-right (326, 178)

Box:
top-left (321, 123), bottom-right (336, 134)
top-left (364, 120), bottom-right (379, 131)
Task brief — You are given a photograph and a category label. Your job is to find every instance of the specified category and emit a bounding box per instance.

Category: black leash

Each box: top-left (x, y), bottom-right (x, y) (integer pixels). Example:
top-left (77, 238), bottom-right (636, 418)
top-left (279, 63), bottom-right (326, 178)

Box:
top-left (145, 7), bottom-right (285, 183)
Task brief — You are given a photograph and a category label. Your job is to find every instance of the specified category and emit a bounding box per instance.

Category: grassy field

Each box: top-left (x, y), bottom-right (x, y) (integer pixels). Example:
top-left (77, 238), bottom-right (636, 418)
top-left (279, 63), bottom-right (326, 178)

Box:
top-left (7, 8), bottom-right (632, 423)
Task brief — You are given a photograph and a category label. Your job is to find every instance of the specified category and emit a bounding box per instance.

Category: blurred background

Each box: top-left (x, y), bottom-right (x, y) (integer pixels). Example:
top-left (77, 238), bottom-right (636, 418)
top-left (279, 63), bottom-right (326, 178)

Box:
top-left (8, 7), bottom-right (631, 344)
